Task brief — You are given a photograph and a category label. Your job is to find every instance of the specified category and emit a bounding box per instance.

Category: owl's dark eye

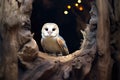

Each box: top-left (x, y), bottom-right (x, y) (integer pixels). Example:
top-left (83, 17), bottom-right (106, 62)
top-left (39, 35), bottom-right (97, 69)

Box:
top-left (45, 28), bottom-right (48, 31)
top-left (52, 28), bottom-right (56, 31)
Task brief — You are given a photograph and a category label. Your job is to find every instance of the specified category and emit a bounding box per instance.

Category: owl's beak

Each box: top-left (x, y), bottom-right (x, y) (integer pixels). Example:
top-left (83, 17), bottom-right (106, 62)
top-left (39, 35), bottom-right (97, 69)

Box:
top-left (48, 31), bottom-right (52, 35)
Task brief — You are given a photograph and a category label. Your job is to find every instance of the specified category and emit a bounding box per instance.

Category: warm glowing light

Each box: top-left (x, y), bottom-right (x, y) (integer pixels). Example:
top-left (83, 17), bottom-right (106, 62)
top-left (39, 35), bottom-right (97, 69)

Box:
top-left (64, 10), bottom-right (68, 15)
top-left (75, 3), bottom-right (79, 7)
top-left (67, 5), bottom-right (71, 9)
top-left (79, 6), bottom-right (84, 11)
top-left (78, 0), bottom-right (82, 3)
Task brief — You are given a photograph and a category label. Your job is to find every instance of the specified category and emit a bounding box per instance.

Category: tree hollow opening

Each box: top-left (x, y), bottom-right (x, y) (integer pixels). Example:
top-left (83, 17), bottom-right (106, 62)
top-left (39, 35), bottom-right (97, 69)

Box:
top-left (30, 0), bottom-right (91, 53)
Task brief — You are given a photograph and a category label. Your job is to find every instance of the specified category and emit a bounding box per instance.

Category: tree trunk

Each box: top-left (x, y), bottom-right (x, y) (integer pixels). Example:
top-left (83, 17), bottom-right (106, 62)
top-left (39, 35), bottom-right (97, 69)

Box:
top-left (96, 0), bottom-right (113, 80)
top-left (0, 0), bottom-right (18, 80)
top-left (1, 0), bottom-right (120, 80)
top-left (0, 0), bottom-right (33, 80)
top-left (109, 0), bottom-right (120, 80)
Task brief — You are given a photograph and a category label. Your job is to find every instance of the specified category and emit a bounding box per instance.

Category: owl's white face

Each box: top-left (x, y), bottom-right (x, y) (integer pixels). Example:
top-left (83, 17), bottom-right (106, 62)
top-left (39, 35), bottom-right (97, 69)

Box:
top-left (41, 23), bottom-right (59, 38)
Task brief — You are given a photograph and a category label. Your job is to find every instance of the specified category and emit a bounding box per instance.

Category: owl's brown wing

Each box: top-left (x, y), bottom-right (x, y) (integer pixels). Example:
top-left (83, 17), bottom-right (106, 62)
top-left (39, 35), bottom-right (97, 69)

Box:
top-left (56, 36), bottom-right (69, 55)
top-left (41, 38), bottom-right (47, 53)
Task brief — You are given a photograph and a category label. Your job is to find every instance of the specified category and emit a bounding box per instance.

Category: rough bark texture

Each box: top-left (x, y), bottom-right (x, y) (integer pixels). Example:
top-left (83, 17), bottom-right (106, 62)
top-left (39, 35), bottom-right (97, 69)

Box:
top-left (0, 0), bottom-right (120, 80)
top-left (0, 0), bottom-right (33, 80)
top-left (0, 0), bottom-right (19, 80)
top-left (96, 0), bottom-right (113, 80)
top-left (109, 0), bottom-right (120, 80)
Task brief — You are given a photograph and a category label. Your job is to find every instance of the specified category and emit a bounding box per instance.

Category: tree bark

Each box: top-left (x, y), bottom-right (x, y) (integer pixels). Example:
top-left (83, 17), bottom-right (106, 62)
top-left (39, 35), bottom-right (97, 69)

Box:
top-left (0, 0), bottom-right (33, 80)
top-left (0, 0), bottom-right (18, 80)
top-left (96, 0), bottom-right (113, 80)
top-left (109, 0), bottom-right (120, 80)
top-left (1, 0), bottom-right (120, 80)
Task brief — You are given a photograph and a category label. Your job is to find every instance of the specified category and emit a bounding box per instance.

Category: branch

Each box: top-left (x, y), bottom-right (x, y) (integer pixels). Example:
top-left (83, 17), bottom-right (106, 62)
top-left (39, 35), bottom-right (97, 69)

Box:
top-left (18, 23), bottom-right (96, 80)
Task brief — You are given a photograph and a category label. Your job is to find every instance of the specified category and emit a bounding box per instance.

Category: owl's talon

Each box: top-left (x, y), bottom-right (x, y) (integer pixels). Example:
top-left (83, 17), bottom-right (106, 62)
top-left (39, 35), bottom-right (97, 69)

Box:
top-left (57, 53), bottom-right (63, 56)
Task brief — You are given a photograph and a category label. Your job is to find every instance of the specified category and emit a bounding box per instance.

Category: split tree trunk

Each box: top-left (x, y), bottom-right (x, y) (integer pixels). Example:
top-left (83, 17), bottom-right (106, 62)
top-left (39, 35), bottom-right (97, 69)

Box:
top-left (0, 0), bottom-right (120, 80)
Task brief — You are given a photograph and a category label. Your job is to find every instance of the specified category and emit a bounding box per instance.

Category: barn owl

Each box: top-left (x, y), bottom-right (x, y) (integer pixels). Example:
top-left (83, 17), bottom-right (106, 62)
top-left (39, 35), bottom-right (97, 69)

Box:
top-left (41, 23), bottom-right (69, 56)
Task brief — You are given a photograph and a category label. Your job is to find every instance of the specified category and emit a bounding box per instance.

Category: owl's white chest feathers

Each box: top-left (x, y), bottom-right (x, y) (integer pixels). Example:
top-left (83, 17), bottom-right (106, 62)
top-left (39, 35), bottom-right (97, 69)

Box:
top-left (43, 37), bottom-right (62, 53)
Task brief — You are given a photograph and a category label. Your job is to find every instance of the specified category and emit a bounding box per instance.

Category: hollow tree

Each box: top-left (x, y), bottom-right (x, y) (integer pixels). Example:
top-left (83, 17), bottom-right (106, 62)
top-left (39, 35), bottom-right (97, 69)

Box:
top-left (0, 0), bottom-right (119, 80)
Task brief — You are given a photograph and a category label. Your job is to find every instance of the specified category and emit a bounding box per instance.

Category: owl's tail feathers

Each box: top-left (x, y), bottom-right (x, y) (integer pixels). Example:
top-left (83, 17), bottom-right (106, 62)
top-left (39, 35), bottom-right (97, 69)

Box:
top-left (63, 48), bottom-right (69, 56)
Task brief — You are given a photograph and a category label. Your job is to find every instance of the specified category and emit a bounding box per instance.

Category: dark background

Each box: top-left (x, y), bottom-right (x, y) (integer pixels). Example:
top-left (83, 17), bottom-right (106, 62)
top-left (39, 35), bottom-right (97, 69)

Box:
top-left (31, 0), bottom-right (91, 53)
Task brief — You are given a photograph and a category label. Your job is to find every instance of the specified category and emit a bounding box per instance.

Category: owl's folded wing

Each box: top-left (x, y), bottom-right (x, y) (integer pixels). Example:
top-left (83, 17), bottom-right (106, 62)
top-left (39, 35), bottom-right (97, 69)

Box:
top-left (41, 38), bottom-right (46, 52)
top-left (56, 36), bottom-right (69, 55)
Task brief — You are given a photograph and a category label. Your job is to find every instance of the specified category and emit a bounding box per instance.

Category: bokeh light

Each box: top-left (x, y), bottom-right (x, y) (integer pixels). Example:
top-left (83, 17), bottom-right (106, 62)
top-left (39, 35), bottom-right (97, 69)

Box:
top-left (67, 5), bottom-right (71, 9)
top-left (78, 0), bottom-right (82, 3)
top-left (79, 6), bottom-right (84, 11)
top-left (64, 10), bottom-right (68, 15)
top-left (75, 3), bottom-right (79, 7)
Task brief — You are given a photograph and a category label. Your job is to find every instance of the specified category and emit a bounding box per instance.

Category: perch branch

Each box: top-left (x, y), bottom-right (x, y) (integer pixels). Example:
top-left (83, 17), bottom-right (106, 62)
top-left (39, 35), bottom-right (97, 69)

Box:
top-left (19, 22), bottom-right (96, 80)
